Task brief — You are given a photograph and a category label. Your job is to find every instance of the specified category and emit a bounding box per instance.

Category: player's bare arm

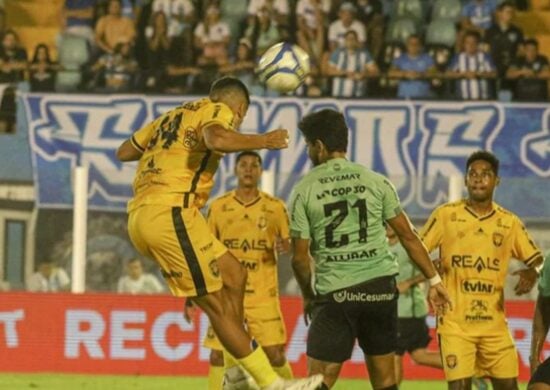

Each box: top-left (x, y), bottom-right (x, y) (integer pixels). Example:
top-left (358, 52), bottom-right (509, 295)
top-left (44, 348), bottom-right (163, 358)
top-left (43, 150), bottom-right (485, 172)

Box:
top-left (291, 237), bottom-right (315, 324)
top-left (203, 124), bottom-right (289, 153)
top-left (387, 211), bottom-right (452, 315)
top-left (530, 295), bottom-right (550, 373)
top-left (397, 274), bottom-right (426, 294)
top-left (116, 139), bottom-right (143, 162)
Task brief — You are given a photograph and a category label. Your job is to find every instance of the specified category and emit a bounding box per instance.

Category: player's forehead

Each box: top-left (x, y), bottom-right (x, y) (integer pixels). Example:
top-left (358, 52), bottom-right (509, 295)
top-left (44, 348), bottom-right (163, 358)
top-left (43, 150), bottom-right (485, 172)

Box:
top-left (237, 155), bottom-right (261, 165)
top-left (467, 159), bottom-right (494, 172)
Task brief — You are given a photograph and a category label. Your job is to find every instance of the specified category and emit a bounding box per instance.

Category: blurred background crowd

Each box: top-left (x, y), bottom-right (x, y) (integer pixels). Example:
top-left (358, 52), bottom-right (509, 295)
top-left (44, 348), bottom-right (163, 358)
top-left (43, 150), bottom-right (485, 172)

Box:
top-left (0, 0), bottom-right (549, 101)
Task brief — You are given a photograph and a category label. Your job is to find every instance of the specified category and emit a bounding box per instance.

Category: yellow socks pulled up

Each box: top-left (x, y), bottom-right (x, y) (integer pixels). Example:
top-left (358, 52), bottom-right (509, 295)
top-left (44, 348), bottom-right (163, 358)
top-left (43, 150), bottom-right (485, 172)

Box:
top-left (207, 365), bottom-right (224, 390)
top-left (273, 361), bottom-right (293, 379)
top-left (237, 347), bottom-right (279, 388)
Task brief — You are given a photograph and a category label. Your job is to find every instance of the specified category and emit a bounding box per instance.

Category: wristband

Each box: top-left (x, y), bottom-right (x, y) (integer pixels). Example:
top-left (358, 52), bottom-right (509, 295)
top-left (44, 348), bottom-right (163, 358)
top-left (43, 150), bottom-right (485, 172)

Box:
top-left (429, 274), bottom-right (442, 287)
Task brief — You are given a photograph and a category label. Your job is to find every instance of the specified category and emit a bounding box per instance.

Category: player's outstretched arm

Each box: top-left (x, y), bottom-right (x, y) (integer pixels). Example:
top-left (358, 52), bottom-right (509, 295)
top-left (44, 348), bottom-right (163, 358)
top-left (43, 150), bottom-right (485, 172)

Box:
top-left (530, 295), bottom-right (550, 374)
top-left (387, 211), bottom-right (452, 315)
top-left (204, 125), bottom-right (289, 153)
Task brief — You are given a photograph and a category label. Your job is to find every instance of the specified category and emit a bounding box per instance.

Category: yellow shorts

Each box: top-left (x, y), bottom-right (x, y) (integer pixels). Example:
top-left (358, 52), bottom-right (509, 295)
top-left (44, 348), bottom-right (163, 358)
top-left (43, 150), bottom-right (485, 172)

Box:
top-left (203, 299), bottom-right (287, 350)
top-left (439, 331), bottom-right (519, 381)
top-left (128, 205), bottom-right (226, 297)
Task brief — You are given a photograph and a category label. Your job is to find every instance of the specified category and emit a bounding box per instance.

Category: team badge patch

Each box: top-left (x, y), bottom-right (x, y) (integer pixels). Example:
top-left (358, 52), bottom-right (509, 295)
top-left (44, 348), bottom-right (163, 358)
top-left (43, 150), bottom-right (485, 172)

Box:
top-left (446, 354), bottom-right (457, 369)
top-left (209, 260), bottom-right (220, 277)
top-left (492, 232), bottom-right (503, 247)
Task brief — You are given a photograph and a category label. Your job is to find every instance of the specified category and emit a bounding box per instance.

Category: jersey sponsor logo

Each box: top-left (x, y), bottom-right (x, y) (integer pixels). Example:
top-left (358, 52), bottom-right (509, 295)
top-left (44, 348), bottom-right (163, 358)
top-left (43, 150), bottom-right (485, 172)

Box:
top-left (492, 232), bottom-right (504, 247)
top-left (161, 269), bottom-right (183, 279)
top-left (239, 258), bottom-right (259, 272)
top-left (224, 239), bottom-right (268, 252)
top-left (461, 279), bottom-right (495, 295)
top-left (465, 299), bottom-right (493, 322)
top-left (332, 290), bottom-right (395, 303)
top-left (316, 185), bottom-right (367, 200)
top-left (318, 173), bottom-right (360, 184)
top-left (451, 255), bottom-right (500, 273)
top-left (326, 249), bottom-right (378, 262)
top-left (183, 127), bottom-right (198, 149)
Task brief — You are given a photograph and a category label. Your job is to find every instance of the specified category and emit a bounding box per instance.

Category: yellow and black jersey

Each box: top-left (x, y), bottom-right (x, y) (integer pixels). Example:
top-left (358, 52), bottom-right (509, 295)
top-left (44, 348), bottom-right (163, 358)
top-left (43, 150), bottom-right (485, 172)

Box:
top-left (128, 98), bottom-right (235, 211)
top-left (208, 190), bottom-right (290, 306)
top-left (421, 199), bottom-right (541, 335)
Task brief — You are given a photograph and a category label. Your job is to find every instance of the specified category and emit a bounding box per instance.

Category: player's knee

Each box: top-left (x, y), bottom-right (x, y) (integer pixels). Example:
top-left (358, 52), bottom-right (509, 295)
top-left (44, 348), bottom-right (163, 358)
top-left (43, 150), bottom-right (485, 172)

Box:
top-left (375, 385), bottom-right (398, 390)
top-left (266, 347), bottom-right (286, 367)
top-left (209, 349), bottom-right (224, 366)
top-left (448, 378), bottom-right (472, 390)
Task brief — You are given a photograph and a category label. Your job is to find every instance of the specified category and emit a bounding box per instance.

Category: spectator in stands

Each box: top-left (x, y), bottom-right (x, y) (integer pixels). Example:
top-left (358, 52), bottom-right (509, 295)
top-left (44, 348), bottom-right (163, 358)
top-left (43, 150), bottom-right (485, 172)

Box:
top-left (447, 31), bottom-right (496, 100)
top-left (117, 258), bottom-right (164, 294)
top-left (95, 0), bottom-right (136, 54)
top-left (193, 5), bottom-right (230, 66)
top-left (328, 2), bottom-right (366, 52)
top-left (460, 0), bottom-right (497, 36)
top-left (164, 36), bottom-right (201, 94)
top-left (326, 30), bottom-right (379, 97)
top-left (151, 0), bottom-right (196, 38)
top-left (251, 6), bottom-right (282, 58)
top-left (29, 44), bottom-right (60, 92)
top-left (0, 30), bottom-right (28, 84)
top-left (27, 259), bottom-right (70, 292)
top-left (145, 10), bottom-right (171, 91)
top-left (389, 35), bottom-right (436, 99)
top-left (296, 0), bottom-right (330, 67)
top-left (506, 39), bottom-right (550, 102)
top-left (484, 1), bottom-right (523, 81)
top-left (62, 0), bottom-right (96, 44)
top-left (91, 41), bottom-right (138, 92)
top-left (354, 0), bottom-right (384, 60)
top-left (219, 38), bottom-right (256, 85)
top-left (247, 0), bottom-right (289, 32)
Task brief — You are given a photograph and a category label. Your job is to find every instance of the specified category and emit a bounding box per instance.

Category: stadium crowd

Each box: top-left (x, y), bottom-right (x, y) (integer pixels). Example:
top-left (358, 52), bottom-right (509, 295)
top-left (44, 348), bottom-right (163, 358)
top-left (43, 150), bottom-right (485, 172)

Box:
top-left (0, 0), bottom-right (549, 101)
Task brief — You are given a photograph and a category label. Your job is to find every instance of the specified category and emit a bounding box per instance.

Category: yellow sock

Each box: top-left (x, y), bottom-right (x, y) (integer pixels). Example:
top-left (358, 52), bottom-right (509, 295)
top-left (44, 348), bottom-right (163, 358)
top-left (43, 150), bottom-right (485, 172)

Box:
top-left (223, 349), bottom-right (238, 369)
top-left (237, 348), bottom-right (279, 387)
top-left (273, 361), bottom-right (293, 379)
top-left (208, 365), bottom-right (224, 390)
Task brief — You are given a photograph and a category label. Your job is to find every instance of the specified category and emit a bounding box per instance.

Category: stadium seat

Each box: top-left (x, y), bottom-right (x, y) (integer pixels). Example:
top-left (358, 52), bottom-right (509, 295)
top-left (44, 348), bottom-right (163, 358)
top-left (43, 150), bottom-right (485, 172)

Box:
top-left (431, 0), bottom-right (462, 21)
top-left (426, 19), bottom-right (457, 47)
top-left (385, 17), bottom-right (419, 45)
top-left (392, 0), bottom-right (425, 22)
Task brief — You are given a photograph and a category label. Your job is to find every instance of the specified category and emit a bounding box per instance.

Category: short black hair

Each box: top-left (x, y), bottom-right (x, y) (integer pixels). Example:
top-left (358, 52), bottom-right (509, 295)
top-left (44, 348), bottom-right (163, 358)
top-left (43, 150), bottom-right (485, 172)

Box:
top-left (407, 34), bottom-right (422, 43)
top-left (344, 30), bottom-right (359, 40)
top-left (466, 150), bottom-right (500, 176)
top-left (298, 109), bottom-right (348, 152)
top-left (209, 76), bottom-right (250, 105)
top-left (464, 30), bottom-right (481, 42)
top-left (236, 151), bottom-right (262, 166)
top-left (497, 1), bottom-right (514, 11)
top-left (524, 38), bottom-right (539, 48)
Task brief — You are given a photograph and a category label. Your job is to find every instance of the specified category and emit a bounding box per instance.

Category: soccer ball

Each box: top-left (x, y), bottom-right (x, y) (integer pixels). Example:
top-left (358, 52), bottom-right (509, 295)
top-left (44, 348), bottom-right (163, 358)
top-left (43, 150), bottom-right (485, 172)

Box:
top-left (257, 42), bottom-right (310, 93)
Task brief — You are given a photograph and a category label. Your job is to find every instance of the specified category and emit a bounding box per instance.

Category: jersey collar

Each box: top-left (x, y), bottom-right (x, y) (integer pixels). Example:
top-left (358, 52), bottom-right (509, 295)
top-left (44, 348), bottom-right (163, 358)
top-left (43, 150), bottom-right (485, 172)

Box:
top-left (463, 200), bottom-right (497, 221)
top-left (232, 189), bottom-right (262, 208)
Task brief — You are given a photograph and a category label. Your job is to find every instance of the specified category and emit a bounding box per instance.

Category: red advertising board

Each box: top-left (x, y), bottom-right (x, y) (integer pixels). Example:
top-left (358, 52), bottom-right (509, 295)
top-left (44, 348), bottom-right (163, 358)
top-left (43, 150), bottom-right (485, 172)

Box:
top-left (0, 293), bottom-right (545, 380)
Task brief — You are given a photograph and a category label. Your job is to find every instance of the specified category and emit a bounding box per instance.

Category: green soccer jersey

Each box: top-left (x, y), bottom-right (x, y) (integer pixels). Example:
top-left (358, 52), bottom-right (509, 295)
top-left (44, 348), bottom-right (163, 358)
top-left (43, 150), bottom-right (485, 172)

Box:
top-left (392, 242), bottom-right (428, 318)
top-left (539, 251), bottom-right (550, 297)
top-left (289, 158), bottom-right (401, 295)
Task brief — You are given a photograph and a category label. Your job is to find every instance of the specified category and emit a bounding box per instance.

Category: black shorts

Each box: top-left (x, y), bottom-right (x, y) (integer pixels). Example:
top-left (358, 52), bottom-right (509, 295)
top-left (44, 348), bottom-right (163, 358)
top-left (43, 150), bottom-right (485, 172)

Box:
top-left (395, 317), bottom-right (432, 356)
top-left (529, 356), bottom-right (550, 386)
top-left (306, 275), bottom-right (398, 363)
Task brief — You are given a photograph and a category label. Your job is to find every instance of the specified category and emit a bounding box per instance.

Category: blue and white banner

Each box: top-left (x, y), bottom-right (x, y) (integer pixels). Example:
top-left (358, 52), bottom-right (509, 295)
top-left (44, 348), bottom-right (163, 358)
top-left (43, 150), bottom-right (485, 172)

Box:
top-left (23, 94), bottom-right (550, 219)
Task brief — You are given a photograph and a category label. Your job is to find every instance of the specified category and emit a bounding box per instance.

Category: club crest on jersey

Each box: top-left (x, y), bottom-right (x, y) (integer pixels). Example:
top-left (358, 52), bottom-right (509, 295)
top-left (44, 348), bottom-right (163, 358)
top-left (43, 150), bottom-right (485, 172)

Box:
top-left (446, 355), bottom-right (457, 369)
top-left (257, 215), bottom-right (267, 230)
top-left (183, 127), bottom-right (198, 149)
top-left (492, 232), bottom-right (504, 247)
top-left (209, 260), bottom-right (220, 277)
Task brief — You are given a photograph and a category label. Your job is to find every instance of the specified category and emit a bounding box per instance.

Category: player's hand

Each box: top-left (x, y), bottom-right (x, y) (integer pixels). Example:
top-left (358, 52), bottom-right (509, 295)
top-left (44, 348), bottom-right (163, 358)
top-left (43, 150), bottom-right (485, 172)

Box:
top-left (397, 281), bottom-right (411, 294)
top-left (428, 283), bottom-right (452, 316)
top-left (513, 268), bottom-right (538, 295)
top-left (275, 236), bottom-right (290, 254)
top-left (183, 298), bottom-right (196, 324)
top-left (263, 129), bottom-right (289, 150)
top-left (303, 297), bottom-right (314, 326)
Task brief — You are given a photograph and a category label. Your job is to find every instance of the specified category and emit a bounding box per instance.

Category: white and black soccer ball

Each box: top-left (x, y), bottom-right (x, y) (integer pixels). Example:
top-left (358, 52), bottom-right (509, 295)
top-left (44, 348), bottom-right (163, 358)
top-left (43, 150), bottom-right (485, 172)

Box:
top-left (257, 42), bottom-right (311, 94)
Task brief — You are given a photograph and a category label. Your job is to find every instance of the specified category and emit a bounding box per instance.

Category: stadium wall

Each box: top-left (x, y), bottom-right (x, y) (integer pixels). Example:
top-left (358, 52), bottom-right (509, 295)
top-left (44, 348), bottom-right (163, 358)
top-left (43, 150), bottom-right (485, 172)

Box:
top-left (0, 293), bottom-right (545, 380)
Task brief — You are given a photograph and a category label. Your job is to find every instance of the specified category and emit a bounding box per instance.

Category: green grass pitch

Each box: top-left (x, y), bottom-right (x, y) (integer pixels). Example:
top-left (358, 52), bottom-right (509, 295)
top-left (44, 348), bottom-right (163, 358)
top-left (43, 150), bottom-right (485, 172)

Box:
top-left (0, 373), bottom-right (530, 389)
